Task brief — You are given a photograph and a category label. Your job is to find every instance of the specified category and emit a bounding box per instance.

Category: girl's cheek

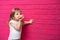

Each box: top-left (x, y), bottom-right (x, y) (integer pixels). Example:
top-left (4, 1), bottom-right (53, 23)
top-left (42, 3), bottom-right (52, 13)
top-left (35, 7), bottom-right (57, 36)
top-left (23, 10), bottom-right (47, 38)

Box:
top-left (17, 16), bottom-right (19, 18)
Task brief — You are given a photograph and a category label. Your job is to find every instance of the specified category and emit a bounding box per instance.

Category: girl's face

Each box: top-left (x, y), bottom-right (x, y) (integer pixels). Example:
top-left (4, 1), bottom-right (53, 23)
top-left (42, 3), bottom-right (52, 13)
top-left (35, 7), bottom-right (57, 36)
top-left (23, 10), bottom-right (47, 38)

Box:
top-left (14, 11), bottom-right (21, 20)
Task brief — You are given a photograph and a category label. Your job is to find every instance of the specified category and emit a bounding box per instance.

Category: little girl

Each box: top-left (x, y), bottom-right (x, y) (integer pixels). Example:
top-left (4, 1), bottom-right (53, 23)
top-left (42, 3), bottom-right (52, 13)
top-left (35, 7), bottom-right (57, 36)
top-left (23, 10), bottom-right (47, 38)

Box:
top-left (8, 8), bottom-right (33, 40)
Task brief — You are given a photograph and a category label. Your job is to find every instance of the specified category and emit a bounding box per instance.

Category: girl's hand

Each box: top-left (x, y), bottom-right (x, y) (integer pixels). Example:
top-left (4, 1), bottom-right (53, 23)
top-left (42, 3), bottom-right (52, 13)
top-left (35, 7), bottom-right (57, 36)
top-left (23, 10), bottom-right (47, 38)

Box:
top-left (28, 19), bottom-right (33, 24)
top-left (24, 19), bottom-right (34, 24)
top-left (18, 15), bottom-right (24, 21)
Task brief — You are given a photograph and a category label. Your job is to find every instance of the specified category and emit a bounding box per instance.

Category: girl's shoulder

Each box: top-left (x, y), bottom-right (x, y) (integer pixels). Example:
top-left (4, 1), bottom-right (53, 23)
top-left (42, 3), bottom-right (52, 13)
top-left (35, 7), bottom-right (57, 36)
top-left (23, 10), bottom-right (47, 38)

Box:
top-left (9, 20), bottom-right (16, 24)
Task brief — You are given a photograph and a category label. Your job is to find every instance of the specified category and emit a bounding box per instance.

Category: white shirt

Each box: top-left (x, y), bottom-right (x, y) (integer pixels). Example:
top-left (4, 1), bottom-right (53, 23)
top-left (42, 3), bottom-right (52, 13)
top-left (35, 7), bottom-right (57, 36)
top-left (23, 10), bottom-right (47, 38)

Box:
top-left (8, 20), bottom-right (22, 39)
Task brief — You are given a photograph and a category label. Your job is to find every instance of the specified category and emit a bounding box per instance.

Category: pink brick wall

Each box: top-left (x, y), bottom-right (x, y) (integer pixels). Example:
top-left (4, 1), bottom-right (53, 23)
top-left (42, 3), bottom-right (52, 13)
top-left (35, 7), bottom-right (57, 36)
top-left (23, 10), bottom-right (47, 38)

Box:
top-left (0, 0), bottom-right (60, 40)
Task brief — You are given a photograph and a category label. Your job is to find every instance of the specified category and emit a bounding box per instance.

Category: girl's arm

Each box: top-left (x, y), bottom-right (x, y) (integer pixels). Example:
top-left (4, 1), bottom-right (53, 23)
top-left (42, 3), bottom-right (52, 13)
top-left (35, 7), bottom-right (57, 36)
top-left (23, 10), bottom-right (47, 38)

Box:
top-left (24, 19), bottom-right (33, 25)
top-left (19, 15), bottom-right (33, 25)
top-left (9, 21), bottom-right (21, 31)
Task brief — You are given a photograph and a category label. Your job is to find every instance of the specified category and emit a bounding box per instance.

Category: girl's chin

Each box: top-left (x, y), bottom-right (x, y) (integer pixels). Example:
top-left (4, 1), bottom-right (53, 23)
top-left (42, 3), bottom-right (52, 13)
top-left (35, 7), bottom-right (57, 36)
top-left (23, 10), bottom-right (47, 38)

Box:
top-left (16, 19), bottom-right (19, 21)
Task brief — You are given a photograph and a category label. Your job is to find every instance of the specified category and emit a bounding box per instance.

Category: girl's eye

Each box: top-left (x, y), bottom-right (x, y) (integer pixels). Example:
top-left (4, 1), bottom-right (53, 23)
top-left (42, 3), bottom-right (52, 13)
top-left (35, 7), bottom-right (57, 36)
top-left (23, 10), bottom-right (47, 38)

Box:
top-left (16, 13), bottom-right (18, 15)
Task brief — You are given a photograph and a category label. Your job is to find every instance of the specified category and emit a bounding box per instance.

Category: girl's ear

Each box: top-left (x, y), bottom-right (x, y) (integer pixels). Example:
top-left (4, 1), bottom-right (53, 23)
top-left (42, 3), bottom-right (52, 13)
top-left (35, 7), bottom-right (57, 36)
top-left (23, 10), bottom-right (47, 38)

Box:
top-left (12, 17), bottom-right (14, 19)
top-left (11, 18), bottom-right (12, 19)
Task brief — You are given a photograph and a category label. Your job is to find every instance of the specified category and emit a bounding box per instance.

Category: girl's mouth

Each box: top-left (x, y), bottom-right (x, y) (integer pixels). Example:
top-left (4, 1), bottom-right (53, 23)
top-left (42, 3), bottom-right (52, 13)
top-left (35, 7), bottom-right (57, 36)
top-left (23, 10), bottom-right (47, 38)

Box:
top-left (18, 15), bottom-right (23, 19)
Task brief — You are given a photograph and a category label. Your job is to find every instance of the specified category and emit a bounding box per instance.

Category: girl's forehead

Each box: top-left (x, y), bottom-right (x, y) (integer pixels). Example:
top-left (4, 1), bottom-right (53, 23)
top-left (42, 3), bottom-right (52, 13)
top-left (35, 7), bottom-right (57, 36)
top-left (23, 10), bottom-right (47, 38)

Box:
top-left (14, 10), bottom-right (22, 14)
top-left (15, 11), bottom-right (20, 13)
top-left (15, 11), bottom-right (21, 14)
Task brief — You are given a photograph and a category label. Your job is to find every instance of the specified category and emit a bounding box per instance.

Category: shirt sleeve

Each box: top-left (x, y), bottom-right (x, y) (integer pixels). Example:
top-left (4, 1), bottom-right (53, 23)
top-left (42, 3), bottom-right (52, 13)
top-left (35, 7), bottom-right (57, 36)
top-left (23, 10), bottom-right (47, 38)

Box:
top-left (9, 20), bottom-right (16, 27)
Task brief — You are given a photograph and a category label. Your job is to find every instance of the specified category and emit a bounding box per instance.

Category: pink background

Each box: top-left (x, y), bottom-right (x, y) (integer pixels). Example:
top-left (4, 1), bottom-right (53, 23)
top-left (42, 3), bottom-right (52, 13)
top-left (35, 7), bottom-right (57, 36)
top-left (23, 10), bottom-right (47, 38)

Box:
top-left (0, 0), bottom-right (60, 40)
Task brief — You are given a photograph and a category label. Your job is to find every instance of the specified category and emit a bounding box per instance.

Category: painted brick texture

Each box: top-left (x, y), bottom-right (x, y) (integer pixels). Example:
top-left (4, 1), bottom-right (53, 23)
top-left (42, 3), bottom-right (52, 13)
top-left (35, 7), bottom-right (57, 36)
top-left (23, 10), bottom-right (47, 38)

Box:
top-left (0, 0), bottom-right (60, 40)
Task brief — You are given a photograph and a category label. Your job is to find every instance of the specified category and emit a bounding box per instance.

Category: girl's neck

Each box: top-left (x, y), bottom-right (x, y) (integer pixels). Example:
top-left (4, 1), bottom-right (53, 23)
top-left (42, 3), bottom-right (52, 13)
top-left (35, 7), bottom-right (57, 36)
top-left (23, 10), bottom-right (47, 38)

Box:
top-left (12, 19), bottom-right (19, 22)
